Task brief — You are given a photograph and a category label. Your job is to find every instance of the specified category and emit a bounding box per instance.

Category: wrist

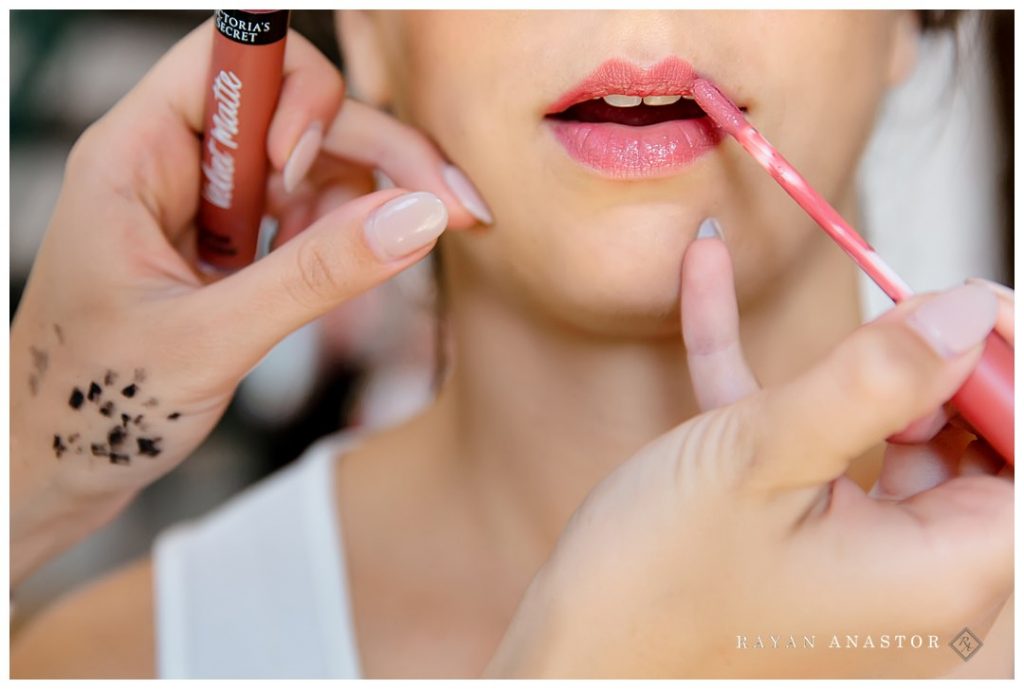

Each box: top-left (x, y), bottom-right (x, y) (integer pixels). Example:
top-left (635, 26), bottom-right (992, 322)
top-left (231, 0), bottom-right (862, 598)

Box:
top-left (12, 486), bottom-right (136, 588)
top-left (11, 432), bottom-right (137, 587)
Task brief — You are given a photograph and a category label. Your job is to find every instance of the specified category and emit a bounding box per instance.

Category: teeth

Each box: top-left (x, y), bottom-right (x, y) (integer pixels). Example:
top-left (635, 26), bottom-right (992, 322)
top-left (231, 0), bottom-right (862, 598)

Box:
top-left (597, 93), bottom-right (695, 107)
top-left (642, 95), bottom-right (682, 106)
top-left (602, 94), bottom-right (643, 107)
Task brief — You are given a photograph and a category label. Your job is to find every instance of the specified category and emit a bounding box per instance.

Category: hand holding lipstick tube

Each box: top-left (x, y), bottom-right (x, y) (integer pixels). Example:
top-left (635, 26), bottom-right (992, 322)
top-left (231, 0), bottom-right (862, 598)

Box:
top-left (11, 16), bottom-right (491, 588)
top-left (197, 9), bottom-right (290, 273)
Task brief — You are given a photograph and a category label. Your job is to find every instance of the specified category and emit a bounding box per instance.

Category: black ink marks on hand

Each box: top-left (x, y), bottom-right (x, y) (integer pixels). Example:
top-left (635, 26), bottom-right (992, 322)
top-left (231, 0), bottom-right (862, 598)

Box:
top-left (136, 437), bottom-right (162, 457)
top-left (59, 368), bottom-right (169, 467)
top-left (28, 346), bottom-right (49, 396)
top-left (105, 428), bottom-right (132, 465)
top-left (31, 347), bottom-right (49, 373)
top-left (53, 434), bottom-right (67, 458)
top-left (69, 388), bottom-right (85, 409)
top-left (108, 425), bottom-right (127, 448)
top-left (53, 323), bottom-right (65, 345)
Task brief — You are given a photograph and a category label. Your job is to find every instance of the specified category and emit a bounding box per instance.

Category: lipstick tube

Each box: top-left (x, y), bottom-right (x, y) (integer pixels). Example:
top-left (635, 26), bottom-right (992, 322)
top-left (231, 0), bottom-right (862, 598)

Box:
top-left (197, 9), bottom-right (290, 273)
top-left (951, 331), bottom-right (1014, 463)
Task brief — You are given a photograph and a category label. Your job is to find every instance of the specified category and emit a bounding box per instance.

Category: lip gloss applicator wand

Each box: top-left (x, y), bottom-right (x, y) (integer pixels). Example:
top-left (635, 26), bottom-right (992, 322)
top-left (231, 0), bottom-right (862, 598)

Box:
top-left (691, 77), bottom-right (1014, 465)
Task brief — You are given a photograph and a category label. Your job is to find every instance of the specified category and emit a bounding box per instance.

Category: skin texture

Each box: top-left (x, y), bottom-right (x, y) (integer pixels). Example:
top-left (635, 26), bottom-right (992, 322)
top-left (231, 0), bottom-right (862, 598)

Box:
top-left (351, 11), bottom-right (911, 336)
top-left (10, 10), bottom-right (1013, 679)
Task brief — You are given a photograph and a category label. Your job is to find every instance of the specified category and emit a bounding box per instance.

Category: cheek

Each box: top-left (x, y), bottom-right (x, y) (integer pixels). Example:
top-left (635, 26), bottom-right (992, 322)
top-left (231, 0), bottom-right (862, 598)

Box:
top-left (391, 15), bottom-right (537, 214)
top-left (391, 11), bottom-right (895, 334)
top-left (711, 12), bottom-right (900, 298)
top-left (755, 12), bottom-right (897, 191)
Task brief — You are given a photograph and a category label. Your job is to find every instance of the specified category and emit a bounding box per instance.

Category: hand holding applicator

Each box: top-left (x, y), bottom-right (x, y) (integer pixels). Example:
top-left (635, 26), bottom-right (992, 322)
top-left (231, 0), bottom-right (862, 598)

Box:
top-left (692, 78), bottom-right (1014, 464)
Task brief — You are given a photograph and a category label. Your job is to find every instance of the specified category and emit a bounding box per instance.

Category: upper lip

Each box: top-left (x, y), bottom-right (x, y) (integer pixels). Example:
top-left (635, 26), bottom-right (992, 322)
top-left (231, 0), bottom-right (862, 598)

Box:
top-left (545, 56), bottom-right (698, 114)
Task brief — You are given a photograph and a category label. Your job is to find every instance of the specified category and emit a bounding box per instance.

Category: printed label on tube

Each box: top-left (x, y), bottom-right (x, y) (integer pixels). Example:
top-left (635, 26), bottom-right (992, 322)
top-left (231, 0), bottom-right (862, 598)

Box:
top-left (197, 9), bottom-right (289, 272)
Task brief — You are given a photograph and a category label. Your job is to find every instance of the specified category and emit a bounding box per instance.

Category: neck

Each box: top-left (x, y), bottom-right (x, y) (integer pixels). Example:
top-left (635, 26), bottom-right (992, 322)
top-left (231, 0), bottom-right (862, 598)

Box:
top-left (422, 213), bottom-right (863, 573)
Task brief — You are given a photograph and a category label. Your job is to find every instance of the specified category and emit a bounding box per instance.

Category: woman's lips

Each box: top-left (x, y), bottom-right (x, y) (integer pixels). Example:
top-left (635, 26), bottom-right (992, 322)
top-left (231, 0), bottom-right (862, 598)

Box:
top-left (545, 56), bottom-right (724, 179)
top-left (547, 119), bottom-right (722, 180)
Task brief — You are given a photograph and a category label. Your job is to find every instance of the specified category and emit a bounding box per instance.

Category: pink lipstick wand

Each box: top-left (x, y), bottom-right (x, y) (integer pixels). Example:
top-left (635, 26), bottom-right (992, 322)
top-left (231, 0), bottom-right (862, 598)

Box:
top-left (692, 77), bottom-right (1014, 465)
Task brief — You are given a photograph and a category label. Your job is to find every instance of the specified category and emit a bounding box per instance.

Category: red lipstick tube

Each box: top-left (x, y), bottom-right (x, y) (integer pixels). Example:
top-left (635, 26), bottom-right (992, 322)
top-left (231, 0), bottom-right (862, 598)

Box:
top-left (197, 9), bottom-right (290, 273)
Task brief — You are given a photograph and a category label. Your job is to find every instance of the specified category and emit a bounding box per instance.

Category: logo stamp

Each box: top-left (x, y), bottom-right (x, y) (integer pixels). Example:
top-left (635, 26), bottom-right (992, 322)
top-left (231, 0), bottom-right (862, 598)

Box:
top-left (949, 627), bottom-right (983, 661)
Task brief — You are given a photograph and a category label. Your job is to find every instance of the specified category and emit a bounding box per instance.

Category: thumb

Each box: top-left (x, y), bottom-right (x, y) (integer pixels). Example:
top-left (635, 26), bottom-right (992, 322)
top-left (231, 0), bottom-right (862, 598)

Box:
top-left (746, 284), bottom-right (999, 494)
top-left (190, 188), bottom-right (446, 374)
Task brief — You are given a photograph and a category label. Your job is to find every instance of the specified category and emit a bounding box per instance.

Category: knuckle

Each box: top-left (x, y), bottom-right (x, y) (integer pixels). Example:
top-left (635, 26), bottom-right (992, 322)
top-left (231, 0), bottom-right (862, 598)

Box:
top-left (288, 239), bottom-right (341, 306)
top-left (286, 28), bottom-right (344, 91)
top-left (671, 406), bottom-right (753, 498)
top-left (64, 112), bottom-right (174, 213)
top-left (726, 398), bottom-right (783, 496)
top-left (841, 325), bottom-right (923, 408)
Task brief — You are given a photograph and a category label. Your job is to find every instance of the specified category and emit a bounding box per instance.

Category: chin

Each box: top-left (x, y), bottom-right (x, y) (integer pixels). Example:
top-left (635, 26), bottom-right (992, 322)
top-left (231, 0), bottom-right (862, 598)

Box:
top-left (533, 251), bottom-right (687, 338)
top-left (565, 300), bottom-right (683, 339)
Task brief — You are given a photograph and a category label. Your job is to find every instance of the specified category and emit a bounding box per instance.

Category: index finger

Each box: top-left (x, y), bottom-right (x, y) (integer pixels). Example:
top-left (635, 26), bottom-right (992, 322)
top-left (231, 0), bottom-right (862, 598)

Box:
top-left (320, 99), bottom-right (491, 230)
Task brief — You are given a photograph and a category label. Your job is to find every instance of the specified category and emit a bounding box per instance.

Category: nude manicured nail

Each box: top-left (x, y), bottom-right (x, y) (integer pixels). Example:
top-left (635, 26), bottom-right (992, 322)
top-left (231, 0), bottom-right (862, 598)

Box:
top-left (283, 122), bottom-right (323, 193)
top-left (364, 192), bottom-right (448, 261)
top-left (696, 217), bottom-right (723, 239)
top-left (907, 284), bottom-right (998, 359)
top-left (966, 277), bottom-right (1014, 302)
top-left (373, 169), bottom-right (396, 190)
top-left (442, 164), bottom-right (493, 225)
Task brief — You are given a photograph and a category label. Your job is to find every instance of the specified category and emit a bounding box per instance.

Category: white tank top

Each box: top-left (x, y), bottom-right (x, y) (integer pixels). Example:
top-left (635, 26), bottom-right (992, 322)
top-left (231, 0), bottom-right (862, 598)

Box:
top-left (151, 433), bottom-right (362, 678)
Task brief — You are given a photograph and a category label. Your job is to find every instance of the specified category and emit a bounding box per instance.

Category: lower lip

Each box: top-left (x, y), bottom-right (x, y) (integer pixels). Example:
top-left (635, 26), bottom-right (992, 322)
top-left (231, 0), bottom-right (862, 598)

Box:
top-left (546, 117), bottom-right (723, 179)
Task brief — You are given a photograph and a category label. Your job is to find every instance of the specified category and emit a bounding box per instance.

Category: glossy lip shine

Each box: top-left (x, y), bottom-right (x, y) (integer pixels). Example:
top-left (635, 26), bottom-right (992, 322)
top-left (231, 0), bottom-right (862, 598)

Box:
top-left (545, 57), bottom-right (722, 179)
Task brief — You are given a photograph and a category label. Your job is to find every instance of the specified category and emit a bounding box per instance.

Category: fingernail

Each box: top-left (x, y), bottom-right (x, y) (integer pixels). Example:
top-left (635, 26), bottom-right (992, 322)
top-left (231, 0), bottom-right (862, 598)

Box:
top-left (364, 191), bottom-right (448, 261)
top-left (696, 217), bottom-right (723, 240)
top-left (283, 122), bottom-right (324, 193)
top-left (966, 277), bottom-right (1014, 303)
top-left (442, 164), bottom-right (493, 225)
top-left (907, 284), bottom-right (998, 358)
top-left (373, 169), bottom-right (396, 191)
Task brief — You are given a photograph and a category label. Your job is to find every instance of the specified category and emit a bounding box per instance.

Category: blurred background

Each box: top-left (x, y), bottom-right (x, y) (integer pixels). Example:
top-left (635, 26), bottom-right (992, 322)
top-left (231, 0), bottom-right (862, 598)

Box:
top-left (8, 10), bottom-right (1014, 630)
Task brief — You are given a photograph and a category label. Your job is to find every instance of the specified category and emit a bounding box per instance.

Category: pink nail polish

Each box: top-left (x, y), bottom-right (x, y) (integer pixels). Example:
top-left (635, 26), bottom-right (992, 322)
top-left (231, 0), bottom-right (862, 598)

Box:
top-left (966, 277), bottom-right (1014, 302)
top-left (907, 284), bottom-right (999, 358)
